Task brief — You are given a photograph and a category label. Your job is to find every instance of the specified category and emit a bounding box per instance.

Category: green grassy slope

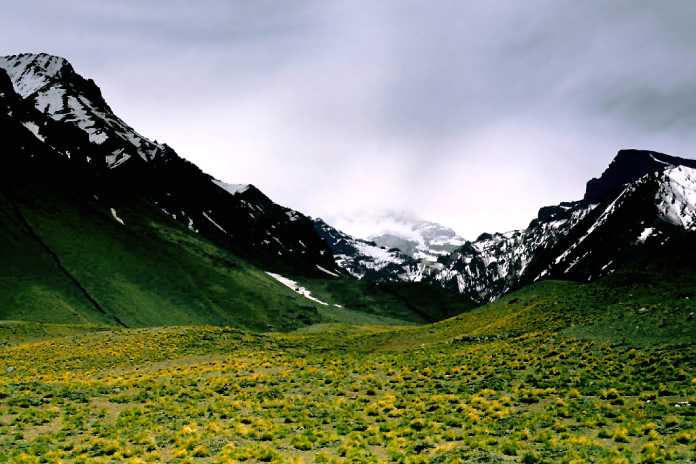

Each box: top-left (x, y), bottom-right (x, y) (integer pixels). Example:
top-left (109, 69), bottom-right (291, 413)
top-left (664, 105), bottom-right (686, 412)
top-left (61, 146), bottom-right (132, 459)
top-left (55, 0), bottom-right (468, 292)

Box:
top-left (0, 268), bottom-right (694, 462)
top-left (1, 184), bottom-right (335, 330)
top-left (0, 320), bottom-right (109, 346)
top-left (292, 277), bottom-right (476, 325)
top-left (0, 192), bottom-right (112, 325)
top-left (353, 268), bottom-right (696, 352)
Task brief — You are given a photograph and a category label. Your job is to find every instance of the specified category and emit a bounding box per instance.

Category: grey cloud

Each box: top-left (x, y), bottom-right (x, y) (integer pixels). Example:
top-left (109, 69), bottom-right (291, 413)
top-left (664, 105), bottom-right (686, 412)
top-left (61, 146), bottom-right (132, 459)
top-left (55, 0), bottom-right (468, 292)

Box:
top-left (2, 1), bottom-right (696, 239)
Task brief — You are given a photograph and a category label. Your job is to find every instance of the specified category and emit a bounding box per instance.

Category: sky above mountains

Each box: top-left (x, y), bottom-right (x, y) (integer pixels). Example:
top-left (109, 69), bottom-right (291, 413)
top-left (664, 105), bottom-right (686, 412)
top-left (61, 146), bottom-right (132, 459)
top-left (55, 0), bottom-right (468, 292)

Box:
top-left (3, 1), bottom-right (696, 239)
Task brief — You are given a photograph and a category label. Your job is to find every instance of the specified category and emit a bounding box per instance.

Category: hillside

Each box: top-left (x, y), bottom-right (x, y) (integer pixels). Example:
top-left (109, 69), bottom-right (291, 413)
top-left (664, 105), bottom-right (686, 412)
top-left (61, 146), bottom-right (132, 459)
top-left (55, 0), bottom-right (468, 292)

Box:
top-left (1, 173), bottom-right (468, 329)
top-left (1, 264), bottom-right (694, 462)
top-left (0, 53), bottom-right (478, 330)
top-left (0, 178), bottom-right (326, 330)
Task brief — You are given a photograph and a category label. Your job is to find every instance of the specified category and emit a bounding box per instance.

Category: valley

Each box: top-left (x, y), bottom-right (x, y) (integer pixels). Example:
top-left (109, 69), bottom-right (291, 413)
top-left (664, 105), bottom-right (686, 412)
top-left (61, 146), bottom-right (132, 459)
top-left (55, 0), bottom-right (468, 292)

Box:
top-left (0, 51), bottom-right (695, 463)
top-left (1, 267), bottom-right (695, 462)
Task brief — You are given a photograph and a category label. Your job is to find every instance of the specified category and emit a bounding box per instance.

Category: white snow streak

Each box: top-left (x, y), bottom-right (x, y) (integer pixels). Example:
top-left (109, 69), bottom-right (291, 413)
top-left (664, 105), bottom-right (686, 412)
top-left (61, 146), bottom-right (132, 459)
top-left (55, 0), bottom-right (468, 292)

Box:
top-left (110, 208), bottom-right (125, 225)
top-left (637, 227), bottom-right (654, 243)
top-left (265, 272), bottom-right (329, 306)
top-left (316, 265), bottom-right (340, 277)
top-left (202, 212), bottom-right (227, 234)
top-left (21, 121), bottom-right (44, 142)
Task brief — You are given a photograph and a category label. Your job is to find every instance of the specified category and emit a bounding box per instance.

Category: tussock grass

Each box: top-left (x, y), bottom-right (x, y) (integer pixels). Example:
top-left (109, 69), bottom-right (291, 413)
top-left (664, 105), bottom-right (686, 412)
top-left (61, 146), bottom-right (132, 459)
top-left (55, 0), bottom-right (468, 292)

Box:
top-left (1, 271), bottom-right (695, 462)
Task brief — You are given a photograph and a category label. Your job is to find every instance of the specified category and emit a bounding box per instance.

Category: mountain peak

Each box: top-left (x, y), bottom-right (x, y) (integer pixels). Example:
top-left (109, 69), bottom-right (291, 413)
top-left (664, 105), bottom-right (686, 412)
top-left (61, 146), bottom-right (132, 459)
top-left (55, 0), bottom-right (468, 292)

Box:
top-left (0, 52), bottom-right (165, 168)
top-left (0, 53), bottom-right (74, 97)
top-left (365, 216), bottom-right (465, 262)
top-left (584, 149), bottom-right (696, 203)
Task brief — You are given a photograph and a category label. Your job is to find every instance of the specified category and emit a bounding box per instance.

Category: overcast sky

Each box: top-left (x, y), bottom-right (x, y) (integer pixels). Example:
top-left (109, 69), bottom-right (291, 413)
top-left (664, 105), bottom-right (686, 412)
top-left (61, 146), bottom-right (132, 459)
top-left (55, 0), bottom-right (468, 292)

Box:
top-left (3, 1), bottom-right (696, 239)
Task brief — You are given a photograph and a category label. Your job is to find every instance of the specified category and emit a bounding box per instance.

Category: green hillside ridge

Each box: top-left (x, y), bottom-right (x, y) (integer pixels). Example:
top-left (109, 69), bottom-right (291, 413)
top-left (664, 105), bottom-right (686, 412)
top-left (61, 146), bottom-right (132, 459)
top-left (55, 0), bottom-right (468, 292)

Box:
top-left (0, 183), bottom-right (323, 330)
top-left (0, 267), bottom-right (694, 462)
top-left (0, 182), bottom-right (464, 331)
top-left (0, 191), bottom-right (108, 326)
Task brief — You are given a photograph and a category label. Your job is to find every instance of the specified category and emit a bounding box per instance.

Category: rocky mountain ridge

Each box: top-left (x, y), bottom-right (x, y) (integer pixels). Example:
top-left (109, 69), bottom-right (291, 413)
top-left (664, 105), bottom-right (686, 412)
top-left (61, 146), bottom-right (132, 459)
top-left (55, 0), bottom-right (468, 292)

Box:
top-left (3, 52), bottom-right (696, 309)
top-left (318, 149), bottom-right (696, 304)
top-left (0, 52), bottom-right (338, 276)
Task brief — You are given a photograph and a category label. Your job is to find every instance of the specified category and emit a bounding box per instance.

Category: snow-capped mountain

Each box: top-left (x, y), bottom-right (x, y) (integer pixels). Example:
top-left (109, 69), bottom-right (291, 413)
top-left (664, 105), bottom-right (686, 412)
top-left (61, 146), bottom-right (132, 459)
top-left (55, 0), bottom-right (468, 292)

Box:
top-left (0, 53), bottom-right (338, 276)
top-left (0, 53), bottom-right (170, 168)
top-left (429, 149), bottom-right (696, 303)
top-left (313, 218), bottom-right (425, 281)
top-left (367, 214), bottom-right (465, 262)
top-left (430, 201), bottom-right (597, 302)
top-left (313, 213), bottom-right (465, 285)
top-left (316, 149), bottom-right (696, 305)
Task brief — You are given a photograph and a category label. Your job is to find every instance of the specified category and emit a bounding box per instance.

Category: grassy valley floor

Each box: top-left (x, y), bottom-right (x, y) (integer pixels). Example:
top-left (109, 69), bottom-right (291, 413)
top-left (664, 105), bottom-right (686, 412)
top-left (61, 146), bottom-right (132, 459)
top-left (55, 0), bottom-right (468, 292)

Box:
top-left (0, 276), bottom-right (695, 463)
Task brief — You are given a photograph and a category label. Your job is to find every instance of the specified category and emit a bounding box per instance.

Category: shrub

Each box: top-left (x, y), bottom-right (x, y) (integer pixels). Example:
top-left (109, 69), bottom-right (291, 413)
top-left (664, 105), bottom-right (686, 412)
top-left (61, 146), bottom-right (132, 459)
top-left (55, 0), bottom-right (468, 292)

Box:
top-left (521, 451), bottom-right (541, 463)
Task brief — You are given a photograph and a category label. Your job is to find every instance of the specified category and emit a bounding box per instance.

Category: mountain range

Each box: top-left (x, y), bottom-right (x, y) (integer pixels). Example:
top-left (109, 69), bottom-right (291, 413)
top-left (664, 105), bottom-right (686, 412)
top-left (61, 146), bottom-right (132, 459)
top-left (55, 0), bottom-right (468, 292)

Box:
top-left (316, 150), bottom-right (696, 304)
top-left (2, 52), bottom-right (696, 328)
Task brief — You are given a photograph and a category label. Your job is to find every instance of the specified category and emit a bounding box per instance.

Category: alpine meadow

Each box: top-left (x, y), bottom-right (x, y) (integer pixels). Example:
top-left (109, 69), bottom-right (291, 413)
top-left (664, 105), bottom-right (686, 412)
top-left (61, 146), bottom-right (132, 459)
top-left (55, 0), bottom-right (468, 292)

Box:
top-left (1, 2), bottom-right (696, 463)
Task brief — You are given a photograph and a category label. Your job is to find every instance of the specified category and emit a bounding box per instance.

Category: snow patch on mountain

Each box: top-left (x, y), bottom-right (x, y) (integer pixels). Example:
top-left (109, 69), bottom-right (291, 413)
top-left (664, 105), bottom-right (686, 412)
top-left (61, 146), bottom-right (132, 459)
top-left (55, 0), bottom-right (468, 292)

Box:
top-left (636, 227), bottom-right (655, 243)
top-left (266, 272), bottom-right (329, 306)
top-left (202, 212), bottom-right (228, 235)
top-left (34, 86), bottom-right (65, 114)
top-left (0, 53), bottom-right (70, 97)
top-left (21, 121), bottom-right (44, 142)
top-left (212, 179), bottom-right (250, 196)
top-left (110, 208), bottom-right (125, 226)
top-left (316, 265), bottom-right (340, 277)
top-left (354, 241), bottom-right (403, 264)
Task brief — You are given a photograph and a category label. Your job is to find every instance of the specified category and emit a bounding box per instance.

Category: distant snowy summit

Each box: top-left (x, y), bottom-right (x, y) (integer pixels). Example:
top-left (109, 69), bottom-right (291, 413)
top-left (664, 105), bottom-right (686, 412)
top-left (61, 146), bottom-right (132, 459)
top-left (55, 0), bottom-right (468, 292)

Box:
top-left (211, 180), bottom-right (251, 196)
top-left (318, 150), bottom-right (696, 304)
top-left (367, 213), bottom-right (465, 262)
top-left (312, 212), bottom-right (466, 282)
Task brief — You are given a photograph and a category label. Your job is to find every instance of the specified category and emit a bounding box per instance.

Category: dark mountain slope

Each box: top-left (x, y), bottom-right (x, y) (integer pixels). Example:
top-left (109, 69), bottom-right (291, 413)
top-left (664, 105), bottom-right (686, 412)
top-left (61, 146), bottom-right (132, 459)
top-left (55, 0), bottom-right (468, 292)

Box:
top-left (1, 178), bottom-right (327, 329)
top-left (584, 148), bottom-right (696, 202)
top-left (0, 67), bottom-right (330, 329)
top-left (0, 190), bottom-right (113, 325)
top-left (0, 52), bottom-right (338, 277)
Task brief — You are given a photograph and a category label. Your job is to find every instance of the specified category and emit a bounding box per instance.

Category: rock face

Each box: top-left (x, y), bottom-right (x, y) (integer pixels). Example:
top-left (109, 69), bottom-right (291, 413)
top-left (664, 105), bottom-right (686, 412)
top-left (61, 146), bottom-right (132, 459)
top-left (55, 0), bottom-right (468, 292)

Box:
top-left (0, 53), bottom-right (338, 276)
top-left (584, 149), bottom-right (696, 203)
